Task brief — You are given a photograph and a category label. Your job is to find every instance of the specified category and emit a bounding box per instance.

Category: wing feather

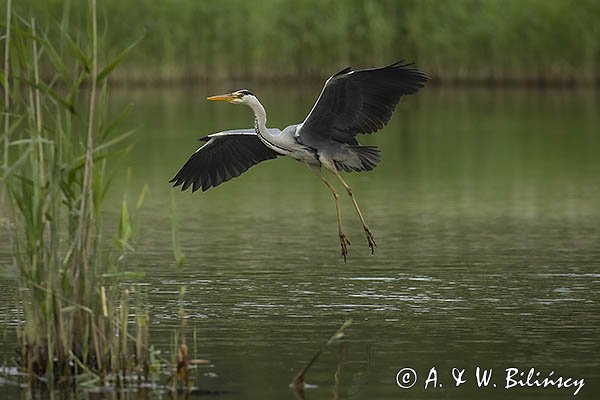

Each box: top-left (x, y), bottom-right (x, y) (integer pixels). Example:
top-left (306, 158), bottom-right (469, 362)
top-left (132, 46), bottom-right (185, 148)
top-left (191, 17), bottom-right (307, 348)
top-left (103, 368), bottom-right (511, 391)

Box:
top-left (297, 60), bottom-right (429, 146)
top-left (170, 129), bottom-right (279, 192)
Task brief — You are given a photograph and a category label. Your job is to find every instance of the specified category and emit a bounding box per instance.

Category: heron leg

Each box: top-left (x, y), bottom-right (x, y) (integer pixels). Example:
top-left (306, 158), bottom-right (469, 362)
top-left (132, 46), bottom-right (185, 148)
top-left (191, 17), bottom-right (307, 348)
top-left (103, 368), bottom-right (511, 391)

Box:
top-left (332, 169), bottom-right (376, 254)
top-left (310, 165), bottom-right (350, 262)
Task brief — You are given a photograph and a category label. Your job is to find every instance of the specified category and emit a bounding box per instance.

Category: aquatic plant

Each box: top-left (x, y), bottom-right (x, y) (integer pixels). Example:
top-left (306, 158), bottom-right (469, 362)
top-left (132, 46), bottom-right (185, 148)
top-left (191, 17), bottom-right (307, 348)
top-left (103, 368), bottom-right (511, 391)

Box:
top-left (0, 0), bottom-right (154, 388)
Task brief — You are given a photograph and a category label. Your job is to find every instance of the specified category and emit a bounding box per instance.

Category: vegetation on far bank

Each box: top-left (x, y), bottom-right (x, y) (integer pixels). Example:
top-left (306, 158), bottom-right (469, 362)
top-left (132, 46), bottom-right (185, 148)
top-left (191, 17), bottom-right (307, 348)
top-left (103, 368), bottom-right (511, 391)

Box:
top-left (5, 0), bottom-right (600, 85)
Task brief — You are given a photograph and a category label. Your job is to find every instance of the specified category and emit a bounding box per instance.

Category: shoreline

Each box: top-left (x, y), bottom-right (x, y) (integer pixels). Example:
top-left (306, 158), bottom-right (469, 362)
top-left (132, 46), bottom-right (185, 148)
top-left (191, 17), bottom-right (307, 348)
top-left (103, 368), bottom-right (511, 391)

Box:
top-left (97, 73), bottom-right (600, 89)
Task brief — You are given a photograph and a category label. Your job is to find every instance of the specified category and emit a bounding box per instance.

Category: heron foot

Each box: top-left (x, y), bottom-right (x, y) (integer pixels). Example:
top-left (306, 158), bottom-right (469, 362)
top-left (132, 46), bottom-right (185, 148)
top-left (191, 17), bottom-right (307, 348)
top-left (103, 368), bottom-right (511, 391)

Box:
top-left (339, 233), bottom-right (351, 262)
top-left (364, 227), bottom-right (376, 254)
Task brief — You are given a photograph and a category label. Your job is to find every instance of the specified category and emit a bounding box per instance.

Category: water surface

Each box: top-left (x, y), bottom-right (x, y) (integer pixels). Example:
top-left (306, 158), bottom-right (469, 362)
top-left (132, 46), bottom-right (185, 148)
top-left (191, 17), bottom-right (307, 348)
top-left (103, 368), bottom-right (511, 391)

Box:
top-left (1, 86), bottom-right (599, 399)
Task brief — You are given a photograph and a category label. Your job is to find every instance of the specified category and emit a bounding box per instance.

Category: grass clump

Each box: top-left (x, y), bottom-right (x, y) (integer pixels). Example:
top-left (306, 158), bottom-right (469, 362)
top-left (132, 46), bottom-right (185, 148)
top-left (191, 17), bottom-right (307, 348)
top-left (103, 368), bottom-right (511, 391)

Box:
top-left (0, 0), bottom-right (153, 389)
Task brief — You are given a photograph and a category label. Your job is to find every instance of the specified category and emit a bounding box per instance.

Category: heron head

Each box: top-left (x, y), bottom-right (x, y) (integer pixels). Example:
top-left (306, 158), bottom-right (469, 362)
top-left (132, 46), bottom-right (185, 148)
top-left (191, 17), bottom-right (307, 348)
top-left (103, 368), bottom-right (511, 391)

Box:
top-left (206, 89), bottom-right (255, 105)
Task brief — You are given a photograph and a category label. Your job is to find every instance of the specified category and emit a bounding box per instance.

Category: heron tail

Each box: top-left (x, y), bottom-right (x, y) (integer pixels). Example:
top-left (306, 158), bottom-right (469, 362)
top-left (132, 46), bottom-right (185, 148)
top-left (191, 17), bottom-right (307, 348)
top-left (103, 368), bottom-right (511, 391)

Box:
top-left (334, 145), bottom-right (381, 172)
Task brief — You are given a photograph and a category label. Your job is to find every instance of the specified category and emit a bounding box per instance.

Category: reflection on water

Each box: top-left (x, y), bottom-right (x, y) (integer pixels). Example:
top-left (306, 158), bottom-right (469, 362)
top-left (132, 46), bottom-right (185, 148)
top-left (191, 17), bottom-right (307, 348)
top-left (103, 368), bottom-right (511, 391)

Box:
top-left (1, 86), bottom-right (599, 399)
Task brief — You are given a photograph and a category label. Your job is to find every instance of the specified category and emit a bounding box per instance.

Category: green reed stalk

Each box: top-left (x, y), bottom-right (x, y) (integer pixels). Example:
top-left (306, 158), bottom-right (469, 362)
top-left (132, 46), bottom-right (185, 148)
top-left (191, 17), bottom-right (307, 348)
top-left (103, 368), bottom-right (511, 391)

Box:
top-left (135, 295), bottom-right (149, 382)
top-left (73, 0), bottom-right (97, 319)
top-left (2, 0), bottom-right (11, 194)
top-left (170, 193), bottom-right (185, 268)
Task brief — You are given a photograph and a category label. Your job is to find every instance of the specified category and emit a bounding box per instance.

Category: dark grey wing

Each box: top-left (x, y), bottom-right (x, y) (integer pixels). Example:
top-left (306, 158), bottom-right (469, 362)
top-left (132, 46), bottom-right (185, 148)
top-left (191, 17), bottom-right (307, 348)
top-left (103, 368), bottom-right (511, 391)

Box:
top-left (296, 60), bottom-right (429, 146)
top-left (170, 129), bottom-right (279, 192)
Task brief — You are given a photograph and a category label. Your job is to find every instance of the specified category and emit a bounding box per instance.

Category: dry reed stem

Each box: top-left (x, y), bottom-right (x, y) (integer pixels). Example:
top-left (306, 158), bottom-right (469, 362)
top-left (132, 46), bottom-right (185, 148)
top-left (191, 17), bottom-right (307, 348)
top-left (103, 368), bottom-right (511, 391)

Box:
top-left (101, 286), bottom-right (108, 317)
top-left (92, 319), bottom-right (103, 371)
top-left (120, 289), bottom-right (129, 374)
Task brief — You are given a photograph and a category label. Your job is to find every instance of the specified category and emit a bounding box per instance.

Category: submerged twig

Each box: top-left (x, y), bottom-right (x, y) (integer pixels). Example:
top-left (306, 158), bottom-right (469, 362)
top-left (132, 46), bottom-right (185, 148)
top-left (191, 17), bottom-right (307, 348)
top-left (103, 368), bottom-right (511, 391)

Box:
top-left (290, 319), bottom-right (352, 397)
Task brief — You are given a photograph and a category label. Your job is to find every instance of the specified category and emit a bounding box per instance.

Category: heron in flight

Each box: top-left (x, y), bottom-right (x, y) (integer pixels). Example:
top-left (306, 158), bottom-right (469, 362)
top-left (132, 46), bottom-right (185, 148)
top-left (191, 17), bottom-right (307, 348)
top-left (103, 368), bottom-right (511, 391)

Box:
top-left (170, 60), bottom-right (429, 261)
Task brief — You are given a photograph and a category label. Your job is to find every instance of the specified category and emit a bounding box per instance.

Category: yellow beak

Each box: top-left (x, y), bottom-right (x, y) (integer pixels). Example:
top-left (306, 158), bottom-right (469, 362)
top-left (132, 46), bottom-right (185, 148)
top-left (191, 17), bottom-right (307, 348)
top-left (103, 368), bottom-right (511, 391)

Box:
top-left (206, 93), bottom-right (237, 102)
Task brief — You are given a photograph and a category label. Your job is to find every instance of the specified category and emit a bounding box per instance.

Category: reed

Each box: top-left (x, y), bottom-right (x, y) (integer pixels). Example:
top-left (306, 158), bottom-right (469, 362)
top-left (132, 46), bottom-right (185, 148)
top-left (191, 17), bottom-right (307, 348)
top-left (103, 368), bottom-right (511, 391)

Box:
top-left (1, 0), bottom-right (12, 195)
top-left (5, 0), bottom-right (599, 85)
top-left (0, 0), bottom-right (153, 388)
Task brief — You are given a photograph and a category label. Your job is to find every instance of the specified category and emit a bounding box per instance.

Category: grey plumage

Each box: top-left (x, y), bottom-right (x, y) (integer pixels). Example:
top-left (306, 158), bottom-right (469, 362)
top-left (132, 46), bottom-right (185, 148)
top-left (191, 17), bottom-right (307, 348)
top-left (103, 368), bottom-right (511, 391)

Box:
top-left (334, 145), bottom-right (381, 172)
top-left (170, 60), bottom-right (429, 260)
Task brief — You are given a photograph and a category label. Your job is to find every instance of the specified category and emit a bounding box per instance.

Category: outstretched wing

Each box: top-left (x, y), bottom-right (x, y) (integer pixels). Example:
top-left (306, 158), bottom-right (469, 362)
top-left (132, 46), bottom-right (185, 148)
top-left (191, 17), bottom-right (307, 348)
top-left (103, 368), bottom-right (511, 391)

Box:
top-left (296, 60), bottom-right (429, 146)
top-left (170, 129), bottom-right (279, 192)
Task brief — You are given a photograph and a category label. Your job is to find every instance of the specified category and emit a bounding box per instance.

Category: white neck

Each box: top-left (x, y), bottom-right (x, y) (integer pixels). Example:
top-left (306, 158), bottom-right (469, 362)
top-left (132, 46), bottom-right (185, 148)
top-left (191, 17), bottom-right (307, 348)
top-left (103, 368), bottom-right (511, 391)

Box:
top-left (246, 96), bottom-right (268, 135)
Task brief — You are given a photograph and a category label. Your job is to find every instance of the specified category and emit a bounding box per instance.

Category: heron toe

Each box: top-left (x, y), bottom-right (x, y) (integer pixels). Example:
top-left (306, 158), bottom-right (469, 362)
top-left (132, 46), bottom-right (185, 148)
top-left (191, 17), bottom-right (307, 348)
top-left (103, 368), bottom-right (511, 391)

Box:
top-left (339, 233), bottom-right (351, 262)
top-left (364, 227), bottom-right (376, 254)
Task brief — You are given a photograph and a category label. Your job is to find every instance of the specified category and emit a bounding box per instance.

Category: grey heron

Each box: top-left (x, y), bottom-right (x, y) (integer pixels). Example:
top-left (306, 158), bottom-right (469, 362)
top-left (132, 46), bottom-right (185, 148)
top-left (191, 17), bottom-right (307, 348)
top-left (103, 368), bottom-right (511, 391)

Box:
top-left (170, 60), bottom-right (429, 261)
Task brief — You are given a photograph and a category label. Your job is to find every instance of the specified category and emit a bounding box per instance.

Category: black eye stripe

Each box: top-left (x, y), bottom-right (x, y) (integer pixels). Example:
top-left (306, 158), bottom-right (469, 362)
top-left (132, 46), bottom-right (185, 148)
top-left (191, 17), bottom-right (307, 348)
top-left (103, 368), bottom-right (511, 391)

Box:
top-left (239, 90), bottom-right (254, 96)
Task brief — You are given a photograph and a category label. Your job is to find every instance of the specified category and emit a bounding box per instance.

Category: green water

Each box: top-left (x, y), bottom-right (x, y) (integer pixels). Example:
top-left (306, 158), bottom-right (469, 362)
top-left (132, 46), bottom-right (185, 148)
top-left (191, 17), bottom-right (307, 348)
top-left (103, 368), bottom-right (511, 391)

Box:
top-left (1, 86), bottom-right (599, 399)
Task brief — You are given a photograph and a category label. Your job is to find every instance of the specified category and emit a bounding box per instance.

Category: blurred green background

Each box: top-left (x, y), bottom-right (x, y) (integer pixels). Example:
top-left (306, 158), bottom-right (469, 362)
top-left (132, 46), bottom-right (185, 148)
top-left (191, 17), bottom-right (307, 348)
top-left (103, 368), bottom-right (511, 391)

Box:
top-left (2, 2), bottom-right (600, 399)
top-left (6, 0), bottom-right (600, 83)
